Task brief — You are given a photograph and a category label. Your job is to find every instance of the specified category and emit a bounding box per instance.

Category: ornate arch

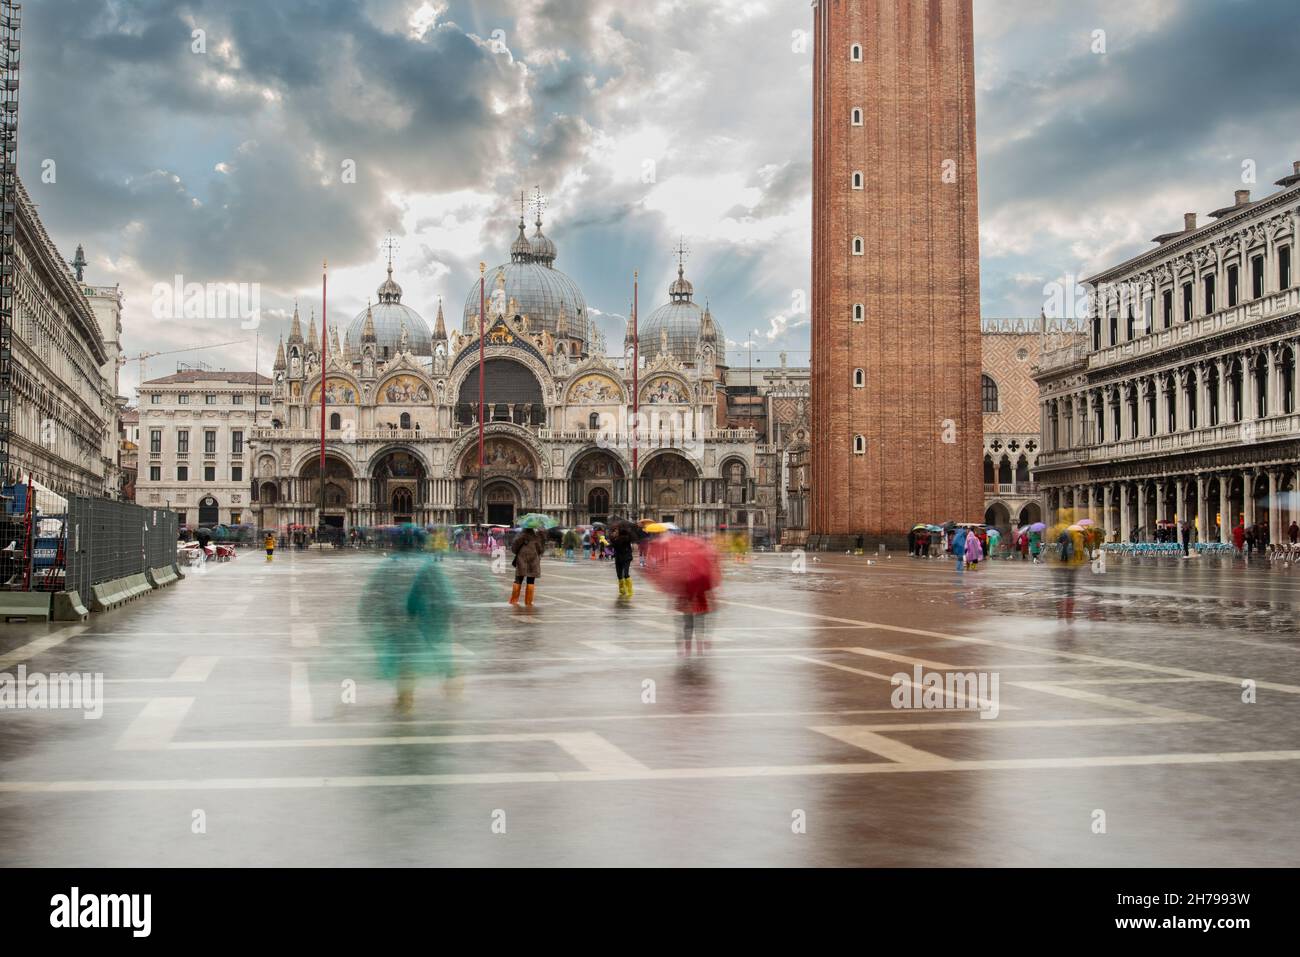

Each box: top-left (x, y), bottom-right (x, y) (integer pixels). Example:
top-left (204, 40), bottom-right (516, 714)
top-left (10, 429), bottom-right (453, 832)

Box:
top-left (292, 448), bottom-right (359, 477)
top-left (639, 372), bottom-right (693, 406)
top-left (567, 445), bottom-right (630, 479)
top-left (564, 371), bottom-right (626, 405)
top-left (445, 422), bottom-right (547, 479)
top-left (640, 447), bottom-right (703, 477)
top-left (365, 444), bottom-right (433, 479)
top-left (374, 369), bottom-right (435, 405)
top-left (306, 371), bottom-right (362, 407)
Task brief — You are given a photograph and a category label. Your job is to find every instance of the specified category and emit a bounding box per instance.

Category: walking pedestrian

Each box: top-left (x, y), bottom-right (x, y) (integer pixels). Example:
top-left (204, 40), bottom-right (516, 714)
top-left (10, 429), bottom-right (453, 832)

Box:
top-left (965, 525), bottom-right (984, 569)
top-left (264, 532), bottom-right (275, 562)
top-left (1245, 526), bottom-right (1255, 558)
top-left (1233, 522), bottom-right (1246, 555)
top-left (509, 526), bottom-right (543, 608)
top-left (1029, 529), bottom-right (1042, 564)
top-left (1290, 520), bottom-right (1299, 545)
top-left (611, 523), bottom-right (635, 599)
top-left (907, 528), bottom-right (917, 556)
top-left (952, 526), bottom-right (968, 573)
top-left (562, 527), bottom-right (579, 562)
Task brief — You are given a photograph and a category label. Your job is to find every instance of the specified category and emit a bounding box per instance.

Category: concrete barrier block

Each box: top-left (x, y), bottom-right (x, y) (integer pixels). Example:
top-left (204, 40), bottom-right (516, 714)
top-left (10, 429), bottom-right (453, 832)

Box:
top-left (0, 591), bottom-right (52, 621)
top-left (52, 590), bottom-right (90, 621)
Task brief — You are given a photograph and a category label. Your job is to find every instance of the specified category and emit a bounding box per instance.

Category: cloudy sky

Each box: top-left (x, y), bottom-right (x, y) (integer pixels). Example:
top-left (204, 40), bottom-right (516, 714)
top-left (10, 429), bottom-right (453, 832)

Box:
top-left (17, 0), bottom-right (1300, 398)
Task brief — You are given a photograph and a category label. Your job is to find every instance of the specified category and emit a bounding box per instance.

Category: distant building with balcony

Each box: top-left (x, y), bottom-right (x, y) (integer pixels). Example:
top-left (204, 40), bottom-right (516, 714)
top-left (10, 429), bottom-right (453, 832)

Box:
top-left (135, 370), bottom-right (272, 527)
top-left (981, 317), bottom-right (1084, 536)
top-left (1034, 161), bottom-right (1300, 543)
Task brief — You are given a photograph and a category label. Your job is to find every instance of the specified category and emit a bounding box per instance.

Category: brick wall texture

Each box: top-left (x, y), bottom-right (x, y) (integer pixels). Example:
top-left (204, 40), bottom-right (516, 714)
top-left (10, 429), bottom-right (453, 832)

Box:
top-left (810, 0), bottom-right (984, 539)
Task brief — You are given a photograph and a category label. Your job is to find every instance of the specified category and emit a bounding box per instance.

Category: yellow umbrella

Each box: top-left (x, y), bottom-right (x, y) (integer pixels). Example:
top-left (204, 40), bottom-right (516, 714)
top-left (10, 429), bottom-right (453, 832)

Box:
top-left (643, 522), bottom-right (672, 533)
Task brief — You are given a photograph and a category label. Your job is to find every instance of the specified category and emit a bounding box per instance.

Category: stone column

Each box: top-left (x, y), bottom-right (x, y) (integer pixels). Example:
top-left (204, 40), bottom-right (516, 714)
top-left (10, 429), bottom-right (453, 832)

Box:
top-left (1269, 469), bottom-right (1281, 543)
top-left (1102, 484), bottom-right (1113, 538)
top-left (1156, 482), bottom-right (1167, 525)
top-left (1242, 469), bottom-right (1255, 526)
top-left (1120, 482), bottom-right (1132, 542)
top-left (1136, 482), bottom-right (1148, 539)
top-left (1196, 474), bottom-right (1208, 544)
top-left (1175, 478), bottom-right (1187, 526)
top-left (1155, 375), bottom-right (1168, 434)
top-left (1218, 474), bottom-right (1231, 543)
top-left (1215, 357), bottom-right (1227, 426)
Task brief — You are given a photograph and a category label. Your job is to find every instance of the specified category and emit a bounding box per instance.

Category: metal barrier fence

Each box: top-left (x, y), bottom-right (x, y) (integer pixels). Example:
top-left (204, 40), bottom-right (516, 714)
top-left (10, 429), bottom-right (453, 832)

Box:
top-left (64, 498), bottom-right (178, 602)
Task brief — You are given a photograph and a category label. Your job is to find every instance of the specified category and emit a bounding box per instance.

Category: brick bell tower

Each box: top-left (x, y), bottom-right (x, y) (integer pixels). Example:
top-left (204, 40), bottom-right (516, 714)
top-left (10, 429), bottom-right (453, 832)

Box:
top-left (809, 0), bottom-right (984, 549)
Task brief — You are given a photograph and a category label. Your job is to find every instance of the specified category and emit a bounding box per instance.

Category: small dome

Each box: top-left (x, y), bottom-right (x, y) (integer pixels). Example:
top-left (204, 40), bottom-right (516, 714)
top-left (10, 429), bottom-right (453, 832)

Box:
top-left (530, 222), bottom-right (557, 265)
top-left (669, 265), bottom-right (693, 301)
top-left (510, 218), bottom-right (532, 263)
top-left (376, 266), bottom-right (402, 304)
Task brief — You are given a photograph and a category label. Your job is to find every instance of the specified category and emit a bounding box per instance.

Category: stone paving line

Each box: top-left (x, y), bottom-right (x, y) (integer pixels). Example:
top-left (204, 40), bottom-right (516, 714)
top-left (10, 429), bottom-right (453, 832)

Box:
top-left (2, 550), bottom-right (1297, 799)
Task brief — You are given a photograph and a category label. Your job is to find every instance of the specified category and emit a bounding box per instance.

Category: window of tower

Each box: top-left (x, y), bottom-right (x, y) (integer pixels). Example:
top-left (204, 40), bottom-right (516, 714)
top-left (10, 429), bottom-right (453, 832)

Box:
top-left (852, 171), bottom-right (863, 190)
top-left (850, 44), bottom-right (862, 61)
top-left (851, 108), bottom-right (863, 126)
top-left (852, 303), bottom-right (864, 322)
top-left (853, 368), bottom-right (865, 388)
top-left (853, 435), bottom-right (866, 455)
top-left (852, 237), bottom-right (864, 256)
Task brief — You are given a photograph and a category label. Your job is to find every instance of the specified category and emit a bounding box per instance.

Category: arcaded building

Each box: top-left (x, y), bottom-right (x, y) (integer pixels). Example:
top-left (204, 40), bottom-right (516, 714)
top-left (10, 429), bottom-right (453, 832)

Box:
top-left (809, 0), bottom-right (984, 547)
top-left (1034, 162), bottom-right (1300, 543)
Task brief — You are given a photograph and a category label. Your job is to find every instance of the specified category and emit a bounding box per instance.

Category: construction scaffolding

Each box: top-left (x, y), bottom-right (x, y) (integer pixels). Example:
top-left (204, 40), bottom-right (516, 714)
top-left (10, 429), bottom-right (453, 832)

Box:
top-left (0, 2), bottom-right (20, 484)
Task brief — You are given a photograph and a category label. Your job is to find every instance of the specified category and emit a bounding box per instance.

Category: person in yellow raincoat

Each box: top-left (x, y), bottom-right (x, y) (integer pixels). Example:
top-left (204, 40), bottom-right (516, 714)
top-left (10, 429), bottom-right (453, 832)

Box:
top-left (264, 532), bottom-right (276, 562)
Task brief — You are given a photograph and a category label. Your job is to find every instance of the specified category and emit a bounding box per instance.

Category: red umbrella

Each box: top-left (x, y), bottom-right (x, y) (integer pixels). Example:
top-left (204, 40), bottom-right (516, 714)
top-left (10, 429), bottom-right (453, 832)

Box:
top-left (643, 535), bottom-right (722, 613)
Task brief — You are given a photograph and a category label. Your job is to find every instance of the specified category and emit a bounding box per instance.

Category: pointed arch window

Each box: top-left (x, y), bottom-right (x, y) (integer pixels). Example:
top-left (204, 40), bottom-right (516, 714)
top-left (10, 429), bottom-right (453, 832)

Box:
top-left (851, 108), bottom-right (863, 126)
top-left (853, 368), bottom-right (865, 388)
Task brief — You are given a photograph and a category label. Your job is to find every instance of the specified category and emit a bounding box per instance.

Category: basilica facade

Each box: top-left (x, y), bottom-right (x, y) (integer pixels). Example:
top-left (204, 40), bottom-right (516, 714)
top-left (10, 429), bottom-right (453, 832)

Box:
top-left (247, 209), bottom-right (757, 532)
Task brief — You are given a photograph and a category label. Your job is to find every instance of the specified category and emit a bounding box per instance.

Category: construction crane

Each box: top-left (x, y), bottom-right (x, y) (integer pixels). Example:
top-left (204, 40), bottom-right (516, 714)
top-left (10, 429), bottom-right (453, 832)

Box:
top-left (120, 339), bottom-right (247, 393)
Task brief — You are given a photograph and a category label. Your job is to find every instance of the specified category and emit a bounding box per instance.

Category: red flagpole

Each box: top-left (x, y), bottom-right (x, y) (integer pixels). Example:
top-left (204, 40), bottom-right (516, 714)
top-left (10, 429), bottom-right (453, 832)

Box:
top-left (632, 271), bottom-right (639, 519)
top-left (478, 262), bottom-right (486, 527)
top-left (320, 260), bottom-right (327, 540)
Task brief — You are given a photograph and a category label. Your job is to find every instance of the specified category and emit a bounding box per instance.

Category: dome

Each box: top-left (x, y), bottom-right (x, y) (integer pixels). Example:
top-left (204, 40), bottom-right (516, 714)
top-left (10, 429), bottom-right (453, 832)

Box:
top-left (343, 267), bottom-right (433, 358)
top-left (637, 261), bottom-right (724, 364)
top-left (463, 208), bottom-right (587, 347)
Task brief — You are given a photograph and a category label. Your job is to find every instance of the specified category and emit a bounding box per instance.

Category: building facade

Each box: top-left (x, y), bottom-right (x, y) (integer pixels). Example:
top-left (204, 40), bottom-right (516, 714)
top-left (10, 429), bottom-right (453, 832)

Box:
top-left (809, 0), bottom-right (984, 547)
top-left (980, 317), bottom-right (1085, 535)
top-left (4, 180), bottom-right (117, 497)
top-left (722, 360), bottom-right (811, 544)
top-left (118, 407), bottom-right (139, 501)
top-left (1034, 162), bottom-right (1300, 543)
top-left (134, 371), bottom-right (272, 527)
top-left (248, 208), bottom-right (757, 532)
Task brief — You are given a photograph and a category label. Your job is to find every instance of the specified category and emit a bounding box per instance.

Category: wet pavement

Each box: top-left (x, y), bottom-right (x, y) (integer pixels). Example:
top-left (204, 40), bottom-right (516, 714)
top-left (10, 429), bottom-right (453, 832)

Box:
top-left (1, 545), bottom-right (1298, 866)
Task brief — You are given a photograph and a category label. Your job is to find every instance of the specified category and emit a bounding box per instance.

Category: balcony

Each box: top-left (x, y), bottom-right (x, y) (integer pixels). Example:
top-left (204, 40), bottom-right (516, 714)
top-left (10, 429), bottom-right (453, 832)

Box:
top-left (1089, 286), bottom-right (1300, 373)
top-left (1036, 412), bottom-right (1300, 468)
top-left (983, 482), bottom-right (1039, 497)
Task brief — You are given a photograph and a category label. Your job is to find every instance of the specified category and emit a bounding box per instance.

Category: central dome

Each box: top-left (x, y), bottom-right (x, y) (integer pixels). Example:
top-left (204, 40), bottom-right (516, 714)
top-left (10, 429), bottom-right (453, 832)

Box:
top-left (463, 211), bottom-right (588, 348)
top-left (345, 266), bottom-right (434, 359)
top-left (637, 261), bottom-right (725, 365)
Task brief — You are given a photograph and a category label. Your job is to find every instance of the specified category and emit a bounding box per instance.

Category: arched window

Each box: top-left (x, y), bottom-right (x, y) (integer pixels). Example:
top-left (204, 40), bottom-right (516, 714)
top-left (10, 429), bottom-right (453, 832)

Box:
top-left (849, 43), bottom-right (862, 61)
top-left (852, 237), bottom-right (864, 256)
top-left (851, 108), bottom-right (863, 126)
top-left (588, 412), bottom-right (600, 431)
top-left (853, 368), bottom-right (865, 388)
top-left (400, 412), bottom-right (411, 430)
top-left (588, 487), bottom-right (609, 517)
top-left (852, 171), bottom-right (863, 190)
top-left (981, 375), bottom-right (999, 413)
top-left (329, 412), bottom-right (341, 430)
top-left (853, 434), bottom-right (866, 455)
top-left (852, 303), bottom-right (864, 322)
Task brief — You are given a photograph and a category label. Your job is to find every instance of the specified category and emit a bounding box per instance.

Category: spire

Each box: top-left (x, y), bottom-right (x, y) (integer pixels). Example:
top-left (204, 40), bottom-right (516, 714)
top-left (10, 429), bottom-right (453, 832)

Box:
top-left (273, 336), bottom-right (286, 370)
top-left (288, 302), bottom-right (303, 343)
top-left (511, 190), bottom-right (532, 263)
top-left (332, 321), bottom-right (341, 356)
top-left (377, 234), bottom-right (403, 303)
top-left (529, 185), bottom-right (557, 265)
top-left (71, 244), bottom-right (87, 282)
top-left (670, 236), bottom-right (693, 302)
top-left (433, 298), bottom-right (448, 340)
top-left (306, 309), bottom-right (319, 351)
top-left (361, 301), bottom-right (377, 343)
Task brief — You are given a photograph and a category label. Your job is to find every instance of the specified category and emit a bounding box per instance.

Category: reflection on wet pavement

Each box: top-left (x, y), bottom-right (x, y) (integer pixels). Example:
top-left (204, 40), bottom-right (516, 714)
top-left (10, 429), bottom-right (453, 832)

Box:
top-left (1, 547), bottom-right (1297, 866)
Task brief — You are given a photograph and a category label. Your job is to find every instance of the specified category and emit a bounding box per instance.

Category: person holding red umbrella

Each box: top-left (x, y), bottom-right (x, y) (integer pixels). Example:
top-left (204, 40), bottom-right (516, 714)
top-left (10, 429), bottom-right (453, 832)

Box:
top-left (644, 535), bottom-right (722, 655)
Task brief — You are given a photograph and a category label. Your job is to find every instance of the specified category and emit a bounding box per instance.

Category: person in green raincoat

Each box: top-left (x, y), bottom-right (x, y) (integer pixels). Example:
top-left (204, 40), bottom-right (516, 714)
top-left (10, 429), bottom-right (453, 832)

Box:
top-left (366, 527), bottom-right (458, 713)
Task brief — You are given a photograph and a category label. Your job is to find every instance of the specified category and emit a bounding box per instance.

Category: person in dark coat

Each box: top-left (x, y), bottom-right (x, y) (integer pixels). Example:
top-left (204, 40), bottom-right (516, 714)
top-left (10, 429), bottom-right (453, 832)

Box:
top-left (510, 527), bottom-right (543, 607)
top-left (611, 523), bottom-right (636, 598)
top-left (1290, 521), bottom-right (1299, 545)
